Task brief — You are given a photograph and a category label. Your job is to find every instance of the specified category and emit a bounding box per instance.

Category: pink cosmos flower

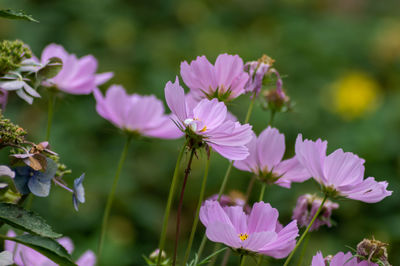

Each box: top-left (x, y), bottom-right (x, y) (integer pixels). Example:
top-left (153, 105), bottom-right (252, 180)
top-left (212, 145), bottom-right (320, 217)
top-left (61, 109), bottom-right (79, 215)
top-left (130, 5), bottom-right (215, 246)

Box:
top-left (292, 194), bottom-right (339, 231)
top-left (311, 251), bottom-right (378, 266)
top-left (200, 200), bottom-right (298, 259)
top-left (180, 54), bottom-right (249, 102)
top-left (207, 191), bottom-right (251, 214)
top-left (295, 134), bottom-right (392, 203)
top-left (40, 44), bottom-right (113, 94)
top-left (165, 77), bottom-right (253, 160)
top-left (234, 127), bottom-right (310, 188)
top-left (94, 85), bottom-right (182, 139)
top-left (5, 230), bottom-right (96, 266)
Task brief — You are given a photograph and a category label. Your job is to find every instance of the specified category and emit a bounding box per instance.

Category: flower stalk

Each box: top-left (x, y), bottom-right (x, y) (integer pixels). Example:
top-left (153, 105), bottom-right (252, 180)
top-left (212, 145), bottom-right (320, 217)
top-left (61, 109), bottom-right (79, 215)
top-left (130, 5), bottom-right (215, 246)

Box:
top-left (97, 135), bottom-right (132, 261)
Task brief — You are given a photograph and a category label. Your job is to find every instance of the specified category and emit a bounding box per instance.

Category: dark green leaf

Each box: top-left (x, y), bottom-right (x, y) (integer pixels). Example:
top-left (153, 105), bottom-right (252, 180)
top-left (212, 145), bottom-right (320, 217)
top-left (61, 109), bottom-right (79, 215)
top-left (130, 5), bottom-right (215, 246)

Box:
top-left (36, 57), bottom-right (63, 81)
top-left (0, 9), bottom-right (38, 23)
top-left (0, 203), bottom-right (62, 238)
top-left (2, 234), bottom-right (75, 265)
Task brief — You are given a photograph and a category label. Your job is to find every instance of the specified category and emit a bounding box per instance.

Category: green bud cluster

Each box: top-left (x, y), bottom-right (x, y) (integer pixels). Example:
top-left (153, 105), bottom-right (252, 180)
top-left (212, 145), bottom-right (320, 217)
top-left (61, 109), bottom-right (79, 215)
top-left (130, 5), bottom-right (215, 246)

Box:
top-left (0, 111), bottom-right (27, 147)
top-left (0, 39), bottom-right (32, 75)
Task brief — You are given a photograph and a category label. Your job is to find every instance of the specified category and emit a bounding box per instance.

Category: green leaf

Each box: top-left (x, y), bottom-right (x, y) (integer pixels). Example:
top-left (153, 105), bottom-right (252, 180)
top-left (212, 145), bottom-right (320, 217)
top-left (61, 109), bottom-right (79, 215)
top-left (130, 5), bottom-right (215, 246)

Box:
top-left (1, 234), bottom-right (76, 265)
top-left (0, 203), bottom-right (62, 238)
top-left (0, 9), bottom-right (38, 23)
top-left (36, 57), bottom-right (63, 81)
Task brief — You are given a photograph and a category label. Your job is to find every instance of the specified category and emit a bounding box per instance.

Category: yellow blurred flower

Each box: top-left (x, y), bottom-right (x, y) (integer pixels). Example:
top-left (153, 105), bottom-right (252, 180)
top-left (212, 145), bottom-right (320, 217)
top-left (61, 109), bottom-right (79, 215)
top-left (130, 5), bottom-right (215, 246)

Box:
top-left (330, 72), bottom-right (381, 120)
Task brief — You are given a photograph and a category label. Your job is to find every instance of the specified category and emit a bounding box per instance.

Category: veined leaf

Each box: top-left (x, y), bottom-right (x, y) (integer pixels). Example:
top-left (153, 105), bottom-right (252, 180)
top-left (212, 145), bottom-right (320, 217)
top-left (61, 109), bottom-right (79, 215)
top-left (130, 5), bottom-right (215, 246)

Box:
top-left (0, 203), bottom-right (62, 238)
top-left (0, 9), bottom-right (38, 23)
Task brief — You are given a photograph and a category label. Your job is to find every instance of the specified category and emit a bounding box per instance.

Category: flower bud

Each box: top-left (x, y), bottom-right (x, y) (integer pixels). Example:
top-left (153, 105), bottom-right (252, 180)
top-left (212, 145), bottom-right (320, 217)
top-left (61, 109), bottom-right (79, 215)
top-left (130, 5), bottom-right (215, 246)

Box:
top-left (149, 249), bottom-right (167, 262)
top-left (292, 194), bottom-right (339, 232)
top-left (244, 54), bottom-right (275, 96)
top-left (356, 238), bottom-right (391, 265)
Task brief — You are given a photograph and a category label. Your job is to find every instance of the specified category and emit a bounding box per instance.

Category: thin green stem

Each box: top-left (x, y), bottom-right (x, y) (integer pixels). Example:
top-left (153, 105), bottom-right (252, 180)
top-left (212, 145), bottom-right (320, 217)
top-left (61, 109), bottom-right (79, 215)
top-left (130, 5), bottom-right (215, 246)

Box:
top-left (244, 94), bottom-right (256, 124)
top-left (269, 110), bottom-right (276, 127)
top-left (296, 233), bottom-right (310, 266)
top-left (217, 161), bottom-right (233, 201)
top-left (46, 92), bottom-right (56, 141)
top-left (207, 243), bottom-right (221, 266)
top-left (258, 183), bottom-right (267, 202)
top-left (156, 141), bottom-right (188, 265)
top-left (183, 151), bottom-right (212, 265)
top-left (244, 175), bottom-right (256, 202)
top-left (257, 255), bottom-right (263, 266)
top-left (239, 255), bottom-right (246, 266)
top-left (283, 194), bottom-right (328, 266)
top-left (173, 149), bottom-right (196, 266)
top-left (97, 135), bottom-right (132, 261)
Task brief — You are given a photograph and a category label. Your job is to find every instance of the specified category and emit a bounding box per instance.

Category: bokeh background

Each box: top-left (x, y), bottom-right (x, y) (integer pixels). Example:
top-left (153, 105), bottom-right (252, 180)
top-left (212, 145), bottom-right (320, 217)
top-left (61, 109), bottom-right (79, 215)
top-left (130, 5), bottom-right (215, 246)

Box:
top-left (1, 0), bottom-right (400, 265)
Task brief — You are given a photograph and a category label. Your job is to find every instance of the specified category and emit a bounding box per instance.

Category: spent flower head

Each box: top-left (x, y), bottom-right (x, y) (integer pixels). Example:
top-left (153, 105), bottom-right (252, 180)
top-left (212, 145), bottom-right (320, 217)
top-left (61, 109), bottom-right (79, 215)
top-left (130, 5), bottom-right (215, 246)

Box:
top-left (292, 194), bottom-right (339, 231)
top-left (357, 238), bottom-right (391, 266)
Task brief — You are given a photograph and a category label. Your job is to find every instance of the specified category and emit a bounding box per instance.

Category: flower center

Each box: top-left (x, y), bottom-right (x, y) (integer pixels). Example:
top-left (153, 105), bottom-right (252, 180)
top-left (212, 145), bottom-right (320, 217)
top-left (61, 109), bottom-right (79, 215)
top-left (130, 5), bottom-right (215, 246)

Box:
top-left (238, 233), bottom-right (248, 241)
top-left (183, 118), bottom-right (207, 133)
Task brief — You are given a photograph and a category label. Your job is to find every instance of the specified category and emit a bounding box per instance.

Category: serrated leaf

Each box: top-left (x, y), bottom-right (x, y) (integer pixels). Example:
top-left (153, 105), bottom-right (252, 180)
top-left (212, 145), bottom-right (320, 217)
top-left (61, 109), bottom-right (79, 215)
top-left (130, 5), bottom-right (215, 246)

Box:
top-left (36, 57), bottom-right (62, 81)
top-left (2, 234), bottom-right (75, 266)
top-left (0, 9), bottom-right (38, 23)
top-left (0, 203), bottom-right (62, 238)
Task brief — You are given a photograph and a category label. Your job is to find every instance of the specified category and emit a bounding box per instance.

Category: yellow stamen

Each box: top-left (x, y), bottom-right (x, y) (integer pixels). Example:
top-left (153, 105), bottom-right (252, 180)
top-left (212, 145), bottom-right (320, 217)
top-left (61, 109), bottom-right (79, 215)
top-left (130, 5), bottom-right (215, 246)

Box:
top-left (199, 126), bottom-right (207, 132)
top-left (238, 233), bottom-right (248, 241)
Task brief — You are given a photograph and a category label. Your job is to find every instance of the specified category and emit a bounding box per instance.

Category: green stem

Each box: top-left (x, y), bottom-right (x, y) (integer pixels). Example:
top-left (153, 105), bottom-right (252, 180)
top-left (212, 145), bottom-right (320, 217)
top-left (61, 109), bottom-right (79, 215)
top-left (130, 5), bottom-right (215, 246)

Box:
top-left (183, 151), bottom-right (211, 265)
top-left (244, 94), bottom-right (256, 124)
top-left (239, 255), bottom-right (246, 266)
top-left (97, 135), bottom-right (132, 261)
top-left (269, 110), bottom-right (276, 126)
top-left (217, 161), bottom-right (233, 201)
top-left (296, 233), bottom-right (310, 266)
top-left (156, 141), bottom-right (188, 265)
top-left (257, 256), bottom-right (263, 266)
top-left (258, 183), bottom-right (267, 202)
top-left (283, 194), bottom-right (328, 266)
top-left (46, 92), bottom-right (55, 141)
top-left (173, 148), bottom-right (196, 266)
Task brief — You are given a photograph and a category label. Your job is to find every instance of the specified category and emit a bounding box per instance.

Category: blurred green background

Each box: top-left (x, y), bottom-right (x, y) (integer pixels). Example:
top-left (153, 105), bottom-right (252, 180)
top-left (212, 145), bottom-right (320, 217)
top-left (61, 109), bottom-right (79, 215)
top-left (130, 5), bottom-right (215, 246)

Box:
top-left (1, 0), bottom-right (400, 265)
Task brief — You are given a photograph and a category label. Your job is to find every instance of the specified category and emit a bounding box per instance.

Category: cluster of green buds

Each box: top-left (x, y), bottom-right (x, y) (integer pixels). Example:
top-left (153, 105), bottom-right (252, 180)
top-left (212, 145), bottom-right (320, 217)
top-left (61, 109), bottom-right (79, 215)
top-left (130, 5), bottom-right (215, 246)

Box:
top-left (0, 39), bottom-right (32, 76)
top-left (0, 110), bottom-right (27, 148)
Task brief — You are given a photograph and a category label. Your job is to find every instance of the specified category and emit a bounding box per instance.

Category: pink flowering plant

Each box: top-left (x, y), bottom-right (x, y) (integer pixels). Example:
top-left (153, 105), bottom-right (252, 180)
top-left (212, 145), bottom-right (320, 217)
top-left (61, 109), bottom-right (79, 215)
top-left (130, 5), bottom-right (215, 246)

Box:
top-left (0, 12), bottom-right (394, 266)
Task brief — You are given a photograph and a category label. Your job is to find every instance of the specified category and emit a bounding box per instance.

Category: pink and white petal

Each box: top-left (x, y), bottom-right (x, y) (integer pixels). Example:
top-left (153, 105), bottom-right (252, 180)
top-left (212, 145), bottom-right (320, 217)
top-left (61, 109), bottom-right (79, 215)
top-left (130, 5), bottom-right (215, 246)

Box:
top-left (208, 143), bottom-right (249, 161)
top-left (223, 206), bottom-right (248, 234)
top-left (340, 177), bottom-right (392, 203)
top-left (143, 117), bottom-right (183, 139)
top-left (193, 99), bottom-right (227, 130)
top-left (324, 149), bottom-right (365, 187)
top-left (274, 157), bottom-right (311, 188)
top-left (0, 80), bottom-right (25, 91)
top-left (258, 220), bottom-right (298, 259)
top-left (214, 54), bottom-right (244, 90)
top-left (206, 222), bottom-right (241, 249)
top-left (257, 127), bottom-right (285, 172)
top-left (200, 200), bottom-right (234, 227)
top-left (311, 251), bottom-right (325, 266)
top-left (95, 72), bottom-right (114, 86)
top-left (233, 134), bottom-right (259, 174)
top-left (295, 134), bottom-right (328, 184)
top-left (57, 237), bottom-right (74, 254)
top-left (164, 77), bottom-right (187, 121)
top-left (76, 250), bottom-right (96, 266)
top-left (247, 202), bottom-right (278, 234)
top-left (242, 231), bottom-right (277, 252)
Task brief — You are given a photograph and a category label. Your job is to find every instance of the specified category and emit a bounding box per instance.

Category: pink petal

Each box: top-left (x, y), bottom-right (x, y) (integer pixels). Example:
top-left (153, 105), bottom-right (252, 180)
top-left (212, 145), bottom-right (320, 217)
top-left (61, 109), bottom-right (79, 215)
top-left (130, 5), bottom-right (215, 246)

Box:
top-left (200, 200), bottom-right (234, 227)
top-left (295, 134), bottom-right (328, 184)
top-left (247, 202), bottom-right (278, 234)
top-left (164, 77), bottom-right (187, 122)
top-left (340, 177), bottom-right (392, 203)
top-left (257, 127), bottom-right (285, 172)
top-left (193, 98), bottom-right (227, 131)
top-left (180, 56), bottom-right (217, 94)
top-left (233, 134), bottom-right (259, 174)
top-left (215, 54), bottom-right (248, 97)
top-left (208, 143), bottom-right (249, 161)
top-left (274, 157), bottom-right (311, 188)
top-left (76, 250), bottom-right (96, 266)
top-left (311, 251), bottom-right (325, 266)
top-left (222, 206), bottom-right (248, 234)
top-left (242, 231), bottom-right (277, 252)
top-left (95, 72), bottom-right (114, 86)
top-left (324, 148), bottom-right (365, 187)
top-left (57, 237), bottom-right (74, 254)
top-left (206, 222), bottom-right (241, 249)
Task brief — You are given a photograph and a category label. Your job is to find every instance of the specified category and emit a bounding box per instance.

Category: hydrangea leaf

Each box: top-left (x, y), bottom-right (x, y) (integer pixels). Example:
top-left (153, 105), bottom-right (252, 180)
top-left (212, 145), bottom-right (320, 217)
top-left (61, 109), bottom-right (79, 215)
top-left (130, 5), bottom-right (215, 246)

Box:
top-left (0, 203), bottom-right (62, 238)
top-left (36, 57), bottom-right (63, 81)
top-left (0, 9), bottom-right (38, 23)
top-left (1, 234), bottom-right (75, 266)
